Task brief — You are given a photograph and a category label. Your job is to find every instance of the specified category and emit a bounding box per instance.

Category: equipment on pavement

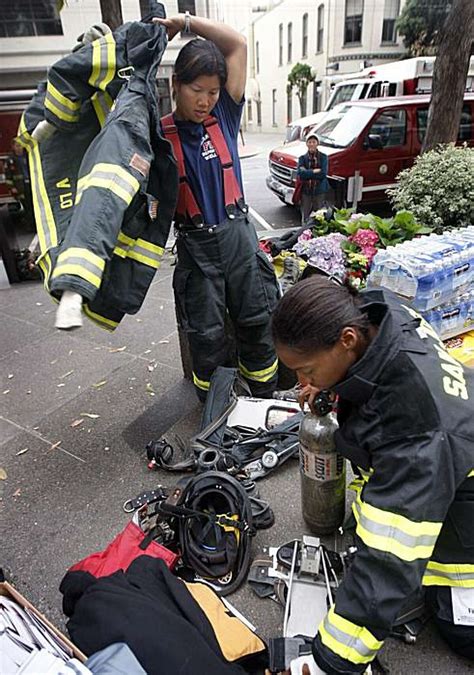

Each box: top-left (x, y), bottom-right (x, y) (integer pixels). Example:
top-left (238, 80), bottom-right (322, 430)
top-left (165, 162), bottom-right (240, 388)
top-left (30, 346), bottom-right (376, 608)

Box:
top-left (298, 395), bottom-right (345, 534)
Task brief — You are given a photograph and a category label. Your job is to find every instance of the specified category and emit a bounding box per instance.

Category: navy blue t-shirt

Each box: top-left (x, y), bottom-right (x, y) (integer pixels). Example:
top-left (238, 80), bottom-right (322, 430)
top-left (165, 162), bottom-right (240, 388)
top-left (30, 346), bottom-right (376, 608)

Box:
top-left (172, 88), bottom-right (244, 225)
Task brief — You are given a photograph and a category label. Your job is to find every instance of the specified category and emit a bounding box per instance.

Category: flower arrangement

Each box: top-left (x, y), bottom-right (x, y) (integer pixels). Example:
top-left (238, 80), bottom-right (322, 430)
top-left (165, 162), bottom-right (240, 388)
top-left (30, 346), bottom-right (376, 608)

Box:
top-left (291, 208), bottom-right (431, 288)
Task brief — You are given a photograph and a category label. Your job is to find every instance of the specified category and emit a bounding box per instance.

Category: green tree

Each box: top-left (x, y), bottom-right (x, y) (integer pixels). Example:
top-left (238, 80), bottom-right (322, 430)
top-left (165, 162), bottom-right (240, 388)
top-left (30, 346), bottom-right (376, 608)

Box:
top-left (287, 63), bottom-right (315, 118)
top-left (396, 0), bottom-right (450, 55)
top-left (422, 0), bottom-right (474, 151)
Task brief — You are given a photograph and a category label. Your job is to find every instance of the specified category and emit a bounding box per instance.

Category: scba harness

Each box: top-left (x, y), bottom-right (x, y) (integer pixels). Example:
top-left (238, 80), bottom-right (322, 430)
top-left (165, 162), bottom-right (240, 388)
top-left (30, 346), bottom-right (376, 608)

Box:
top-left (160, 113), bottom-right (248, 226)
top-left (158, 472), bottom-right (255, 595)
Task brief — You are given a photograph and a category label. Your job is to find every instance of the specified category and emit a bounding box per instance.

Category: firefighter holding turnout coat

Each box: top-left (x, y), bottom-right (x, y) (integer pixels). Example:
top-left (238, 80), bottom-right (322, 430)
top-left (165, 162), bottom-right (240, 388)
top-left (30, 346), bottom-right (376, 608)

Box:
top-left (272, 277), bottom-right (474, 673)
top-left (157, 13), bottom-right (280, 400)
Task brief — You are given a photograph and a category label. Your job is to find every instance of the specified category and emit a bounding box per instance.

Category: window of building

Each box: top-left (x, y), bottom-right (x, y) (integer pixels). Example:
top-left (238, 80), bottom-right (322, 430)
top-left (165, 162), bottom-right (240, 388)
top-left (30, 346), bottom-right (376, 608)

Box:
top-left (177, 0), bottom-right (196, 14)
top-left (312, 81), bottom-right (322, 113)
top-left (417, 104), bottom-right (472, 143)
top-left (256, 101), bottom-right (262, 127)
top-left (256, 41), bottom-right (260, 74)
top-left (247, 99), bottom-right (253, 123)
top-left (177, 0), bottom-right (196, 36)
top-left (156, 78), bottom-right (172, 116)
top-left (0, 0), bottom-right (62, 37)
top-left (317, 4), bottom-right (324, 53)
top-left (287, 89), bottom-right (292, 123)
top-left (279, 23), bottom-right (283, 66)
top-left (272, 89), bottom-right (277, 126)
top-left (366, 109), bottom-right (406, 148)
top-left (382, 0), bottom-right (400, 43)
top-left (287, 22), bottom-right (292, 63)
top-left (302, 13), bottom-right (308, 58)
top-left (344, 0), bottom-right (363, 45)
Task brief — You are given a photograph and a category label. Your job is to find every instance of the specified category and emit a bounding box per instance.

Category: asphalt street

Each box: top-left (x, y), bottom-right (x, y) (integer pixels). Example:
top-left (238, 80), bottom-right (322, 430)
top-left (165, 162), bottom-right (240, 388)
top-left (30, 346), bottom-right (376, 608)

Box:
top-left (0, 131), bottom-right (472, 674)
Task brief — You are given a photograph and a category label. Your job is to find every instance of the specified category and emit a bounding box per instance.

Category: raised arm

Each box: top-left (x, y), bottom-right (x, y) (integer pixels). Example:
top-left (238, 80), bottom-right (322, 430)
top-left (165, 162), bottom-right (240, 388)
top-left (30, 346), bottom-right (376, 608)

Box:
top-left (154, 14), bottom-right (247, 103)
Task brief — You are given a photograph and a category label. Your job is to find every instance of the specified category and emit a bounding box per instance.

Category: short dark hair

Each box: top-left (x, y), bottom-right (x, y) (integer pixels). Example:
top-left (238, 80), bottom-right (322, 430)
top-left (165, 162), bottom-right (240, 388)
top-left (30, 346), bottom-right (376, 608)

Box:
top-left (174, 38), bottom-right (227, 87)
top-left (272, 276), bottom-right (370, 352)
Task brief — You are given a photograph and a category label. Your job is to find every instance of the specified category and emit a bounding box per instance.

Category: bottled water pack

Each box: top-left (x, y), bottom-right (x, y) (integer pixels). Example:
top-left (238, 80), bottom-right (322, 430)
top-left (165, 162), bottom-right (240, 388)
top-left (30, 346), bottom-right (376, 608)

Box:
top-left (368, 227), bottom-right (474, 312)
top-left (421, 288), bottom-right (473, 340)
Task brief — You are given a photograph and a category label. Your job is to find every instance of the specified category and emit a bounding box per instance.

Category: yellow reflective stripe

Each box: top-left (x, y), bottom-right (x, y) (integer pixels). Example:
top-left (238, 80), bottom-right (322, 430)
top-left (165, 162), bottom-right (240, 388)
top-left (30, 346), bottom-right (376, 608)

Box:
top-left (136, 238), bottom-right (164, 257)
top-left (113, 234), bottom-right (163, 269)
top-left (57, 247), bottom-right (105, 271)
top-left (318, 608), bottom-right (382, 666)
top-left (46, 81), bottom-right (81, 111)
top-left (90, 39), bottom-right (101, 88)
top-left (91, 90), bottom-right (113, 127)
top-left (89, 33), bottom-right (116, 91)
top-left (238, 358), bottom-right (278, 383)
top-left (37, 252), bottom-right (52, 290)
top-left (193, 373), bottom-right (210, 391)
top-left (423, 561), bottom-right (474, 588)
top-left (20, 122), bottom-right (58, 254)
top-left (127, 250), bottom-right (160, 269)
top-left (51, 264), bottom-right (102, 289)
top-left (355, 494), bottom-right (442, 537)
top-left (44, 97), bottom-right (79, 123)
top-left (83, 304), bottom-right (118, 331)
top-left (113, 245), bottom-right (127, 259)
top-left (76, 163), bottom-right (140, 206)
top-left (353, 495), bottom-right (442, 563)
top-left (117, 231), bottom-right (135, 246)
top-left (348, 478), bottom-right (364, 494)
top-left (102, 33), bottom-right (116, 90)
top-left (468, 469), bottom-right (474, 478)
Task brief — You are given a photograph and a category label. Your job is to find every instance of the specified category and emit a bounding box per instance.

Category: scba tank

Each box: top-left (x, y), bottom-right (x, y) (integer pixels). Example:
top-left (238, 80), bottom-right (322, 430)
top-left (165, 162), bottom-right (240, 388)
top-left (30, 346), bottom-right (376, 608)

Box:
top-left (299, 400), bottom-right (346, 535)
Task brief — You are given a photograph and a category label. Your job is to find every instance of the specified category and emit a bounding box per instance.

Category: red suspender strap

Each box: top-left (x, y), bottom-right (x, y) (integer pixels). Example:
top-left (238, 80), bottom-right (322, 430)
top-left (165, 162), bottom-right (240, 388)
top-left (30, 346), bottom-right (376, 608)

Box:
top-left (160, 113), bottom-right (202, 225)
top-left (203, 116), bottom-right (247, 218)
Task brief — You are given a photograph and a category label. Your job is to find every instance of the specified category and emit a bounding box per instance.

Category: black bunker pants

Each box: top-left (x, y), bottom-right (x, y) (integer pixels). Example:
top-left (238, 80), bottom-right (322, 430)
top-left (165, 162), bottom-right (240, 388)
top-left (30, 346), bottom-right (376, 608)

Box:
top-left (173, 215), bottom-right (280, 400)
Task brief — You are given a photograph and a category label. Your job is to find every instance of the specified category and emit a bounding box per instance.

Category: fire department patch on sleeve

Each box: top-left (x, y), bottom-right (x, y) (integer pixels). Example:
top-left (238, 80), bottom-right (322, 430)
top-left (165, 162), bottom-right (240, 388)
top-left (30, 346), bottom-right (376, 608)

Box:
top-left (130, 153), bottom-right (150, 177)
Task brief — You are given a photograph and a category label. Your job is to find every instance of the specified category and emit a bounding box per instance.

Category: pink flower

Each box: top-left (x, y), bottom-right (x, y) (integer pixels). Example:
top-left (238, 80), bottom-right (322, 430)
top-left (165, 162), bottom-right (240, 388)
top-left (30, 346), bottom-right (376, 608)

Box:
top-left (360, 245), bottom-right (378, 262)
top-left (298, 229), bottom-right (313, 242)
top-left (350, 229), bottom-right (379, 247)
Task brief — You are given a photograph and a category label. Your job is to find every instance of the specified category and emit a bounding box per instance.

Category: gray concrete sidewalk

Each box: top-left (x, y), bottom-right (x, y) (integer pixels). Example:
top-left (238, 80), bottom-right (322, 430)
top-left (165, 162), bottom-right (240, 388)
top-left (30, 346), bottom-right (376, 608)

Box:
top-left (0, 250), bottom-right (472, 674)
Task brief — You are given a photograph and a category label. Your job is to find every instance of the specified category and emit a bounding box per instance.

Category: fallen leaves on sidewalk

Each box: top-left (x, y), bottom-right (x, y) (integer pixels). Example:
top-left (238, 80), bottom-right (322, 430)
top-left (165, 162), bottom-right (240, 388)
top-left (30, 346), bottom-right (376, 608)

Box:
top-left (0, 468), bottom-right (7, 480)
top-left (93, 380), bottom-right (107, 388)
top-left (60, 369), bottom-right (74, 379)
top-left (16, 448), bottom-right (29, 456)
top-left (49, 441), bottom-right (61, 451)
top-left (70, 419), bottom-right (84, 428)
top-left (108, 346), bottom-right (127, 353)
top-left (146, 382), bottom-right (155, 396)
top-left (81, 413), bottom-right (100, 419)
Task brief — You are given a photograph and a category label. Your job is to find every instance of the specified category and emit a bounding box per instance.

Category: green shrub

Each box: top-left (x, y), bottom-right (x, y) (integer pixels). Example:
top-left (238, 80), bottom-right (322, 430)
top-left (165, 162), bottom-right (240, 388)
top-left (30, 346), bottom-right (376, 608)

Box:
top-left (388, 145), bottom-right (474, 231)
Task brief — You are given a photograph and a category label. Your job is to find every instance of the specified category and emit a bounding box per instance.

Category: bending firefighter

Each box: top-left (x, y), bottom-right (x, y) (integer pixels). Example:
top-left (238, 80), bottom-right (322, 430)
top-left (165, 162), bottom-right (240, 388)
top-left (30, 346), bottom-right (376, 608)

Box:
top-left (272, 277), bottom-right (474, 673)
top-left (158, 13), bottom-right (280, 400)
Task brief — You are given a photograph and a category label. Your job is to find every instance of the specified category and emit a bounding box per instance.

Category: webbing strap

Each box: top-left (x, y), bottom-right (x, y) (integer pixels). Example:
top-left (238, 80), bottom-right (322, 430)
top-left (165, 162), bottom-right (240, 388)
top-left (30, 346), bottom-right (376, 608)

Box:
top-left (161, 112), bottom-right (246, 223)
top-left (203, 116), bottom-right (244, 217)
top-left (161, 113), bottom-right (202, 224)
top-left (158, 501), bottom-right (249, 532)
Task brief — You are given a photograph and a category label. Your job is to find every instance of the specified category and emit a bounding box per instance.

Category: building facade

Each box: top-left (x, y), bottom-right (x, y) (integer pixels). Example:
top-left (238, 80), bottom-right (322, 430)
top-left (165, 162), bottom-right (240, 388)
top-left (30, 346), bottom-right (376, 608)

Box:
top-left (0, 0), bottom-right (407, 132)
top-left (245, 0), bottom-right (408, 133)
top-left (0, 0), bottom-right (219, 114)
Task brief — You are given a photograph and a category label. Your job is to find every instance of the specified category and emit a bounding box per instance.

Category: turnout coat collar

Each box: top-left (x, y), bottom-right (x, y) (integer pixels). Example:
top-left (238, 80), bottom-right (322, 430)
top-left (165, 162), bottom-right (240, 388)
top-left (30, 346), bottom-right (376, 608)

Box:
top-left (332, 288), bottom-right (424, 405)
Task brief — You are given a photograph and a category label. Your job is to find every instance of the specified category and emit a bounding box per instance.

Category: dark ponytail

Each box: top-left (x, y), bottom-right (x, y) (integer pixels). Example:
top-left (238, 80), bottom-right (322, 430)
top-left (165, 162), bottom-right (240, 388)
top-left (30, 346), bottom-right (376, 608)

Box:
top-left (174, 38), bottom-right (227, 87)
top-left (272, 276), bottom-right (370, 353)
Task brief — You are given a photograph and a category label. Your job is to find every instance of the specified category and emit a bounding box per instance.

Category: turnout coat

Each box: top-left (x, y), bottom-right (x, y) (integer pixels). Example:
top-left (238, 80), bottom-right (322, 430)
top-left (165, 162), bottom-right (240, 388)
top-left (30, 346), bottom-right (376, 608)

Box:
top-left (17, 12), bottom-right (178, 330)
top-left (313, 288), bottom-right (474, 673)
